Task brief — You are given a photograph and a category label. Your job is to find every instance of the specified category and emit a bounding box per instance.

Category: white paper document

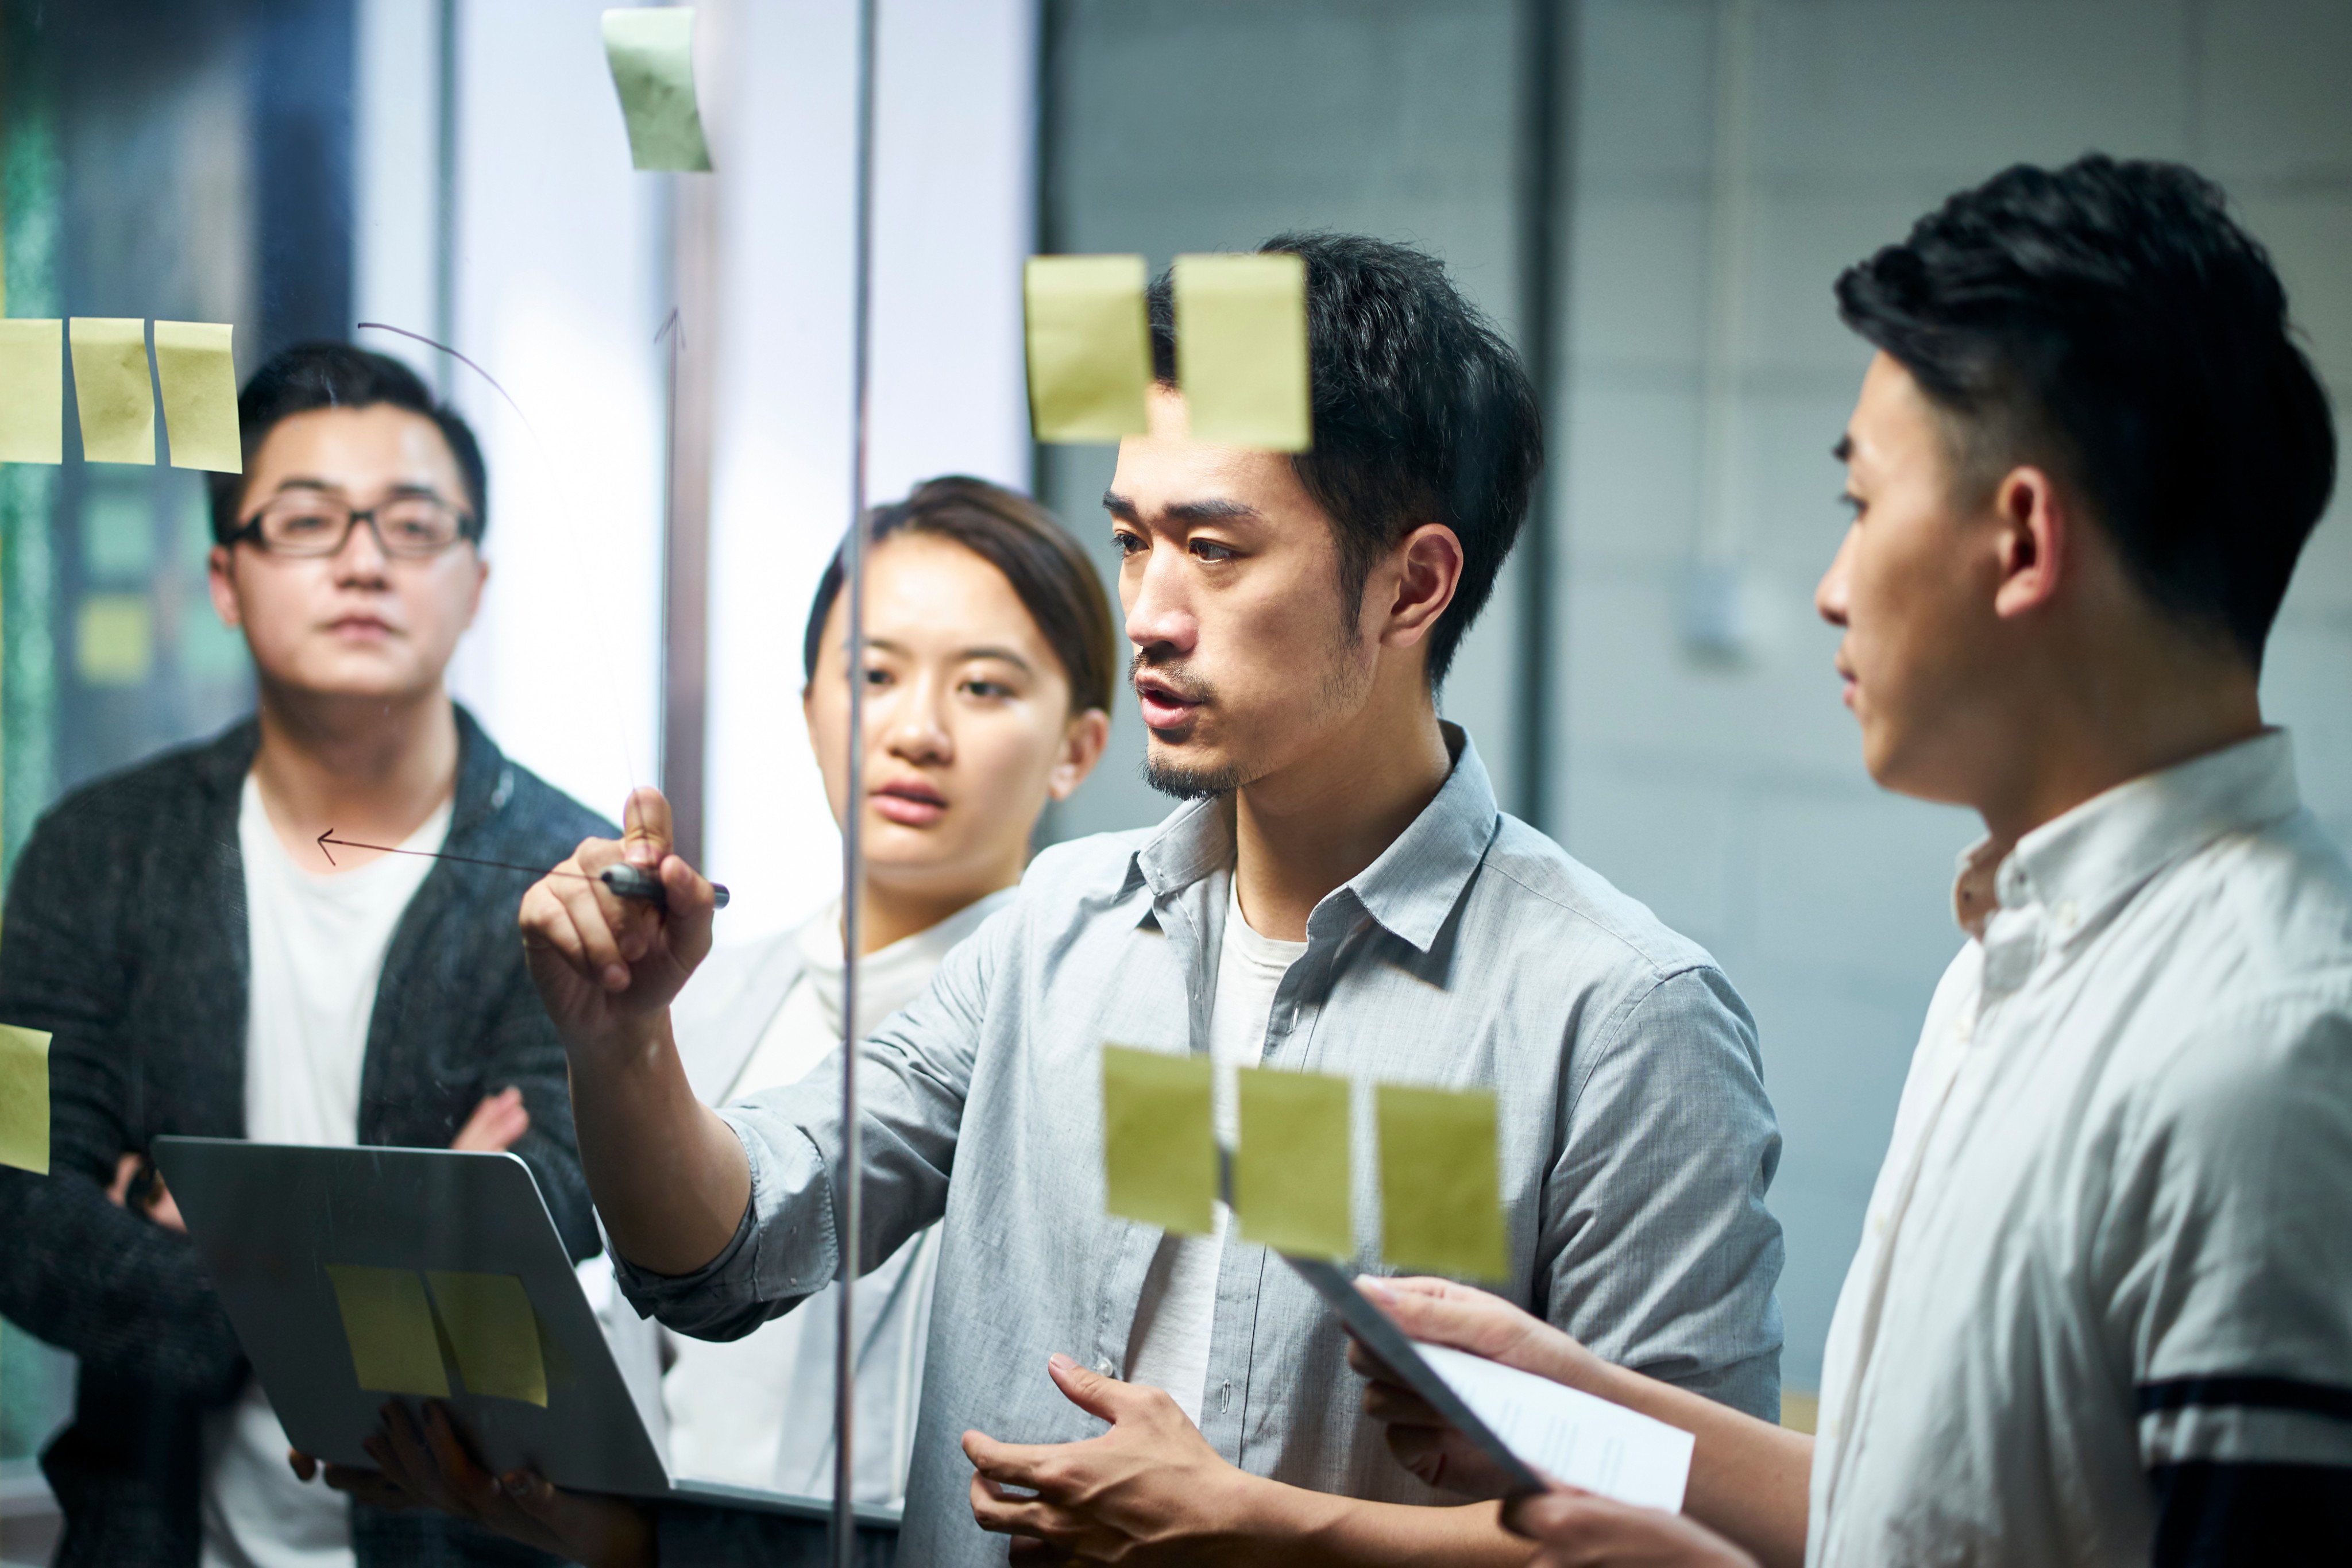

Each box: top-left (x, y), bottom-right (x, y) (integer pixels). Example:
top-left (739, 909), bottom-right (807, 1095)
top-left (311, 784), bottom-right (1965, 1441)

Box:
top-left (1418, 1343), bottom-right (1696, 1512)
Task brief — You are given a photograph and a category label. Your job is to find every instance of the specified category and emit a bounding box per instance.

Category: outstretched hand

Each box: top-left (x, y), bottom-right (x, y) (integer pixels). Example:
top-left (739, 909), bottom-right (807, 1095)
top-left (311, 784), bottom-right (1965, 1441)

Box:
top-left (519, 786), bottom-right (717, 1059)
top-left (963, 1354), bottom-right (1256, 1562)
top-left (1349, 1276), bottom-right (1608, 1500)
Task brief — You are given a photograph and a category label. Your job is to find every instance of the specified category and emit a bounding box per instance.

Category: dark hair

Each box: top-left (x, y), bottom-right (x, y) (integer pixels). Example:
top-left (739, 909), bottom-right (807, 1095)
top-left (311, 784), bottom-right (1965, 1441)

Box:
top-left (208, 342), bottom-right (490, 543)
top-left (803, 476), bottom-right (1117, 715)
top-left (1836, 155), bottom-right (2335, 665)
top-left (1146, 232), bottom-right (1543, 688)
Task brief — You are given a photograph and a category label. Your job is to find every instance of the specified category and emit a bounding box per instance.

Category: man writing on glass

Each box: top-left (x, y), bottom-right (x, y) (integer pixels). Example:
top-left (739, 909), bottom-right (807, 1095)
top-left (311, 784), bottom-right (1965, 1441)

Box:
top-left (522, 233), bottom-right (1786, 1565)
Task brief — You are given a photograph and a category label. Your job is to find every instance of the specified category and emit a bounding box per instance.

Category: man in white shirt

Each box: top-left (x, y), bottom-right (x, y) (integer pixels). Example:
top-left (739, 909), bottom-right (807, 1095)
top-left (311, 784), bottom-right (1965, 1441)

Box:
top-left (0, 342), bottom-right (609, 1568)
top-left (1354, 156), bottom-right (2352, 1566)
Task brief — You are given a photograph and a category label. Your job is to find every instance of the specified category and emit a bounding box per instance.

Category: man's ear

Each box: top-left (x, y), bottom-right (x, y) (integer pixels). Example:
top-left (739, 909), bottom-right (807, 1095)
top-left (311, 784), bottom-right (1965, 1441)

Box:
top-left (206, 544), bottom-right (245, 630)
top-left (1378, 523), bottom-right (1465, 650)
top-left (1990, 465), bottom-right (2067, 621)
top-left (1049, 708), bottom-right (1111, 801)
top-left (459, 554), bottom-right (489, 632)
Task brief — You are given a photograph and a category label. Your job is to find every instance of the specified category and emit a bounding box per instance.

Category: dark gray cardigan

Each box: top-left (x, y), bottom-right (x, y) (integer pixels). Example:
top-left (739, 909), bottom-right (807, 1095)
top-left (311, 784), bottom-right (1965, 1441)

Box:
top-left (0, 706), bottom-right (611, 1567)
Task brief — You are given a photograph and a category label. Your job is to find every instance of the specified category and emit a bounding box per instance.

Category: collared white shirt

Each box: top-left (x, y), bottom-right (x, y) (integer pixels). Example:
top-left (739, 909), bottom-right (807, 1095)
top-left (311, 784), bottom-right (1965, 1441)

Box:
top-left (1809, 731), bottom-right (2352, 1566)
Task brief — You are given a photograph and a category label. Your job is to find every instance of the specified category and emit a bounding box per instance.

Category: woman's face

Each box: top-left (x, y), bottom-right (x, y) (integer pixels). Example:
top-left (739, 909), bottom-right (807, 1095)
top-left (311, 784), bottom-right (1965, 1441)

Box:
top-left (805, 532), bottom-right (1109, 903)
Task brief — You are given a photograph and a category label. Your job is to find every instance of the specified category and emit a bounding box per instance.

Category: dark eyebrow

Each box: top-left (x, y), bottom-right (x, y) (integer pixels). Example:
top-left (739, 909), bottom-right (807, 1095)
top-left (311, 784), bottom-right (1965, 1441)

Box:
top-left (1832, 435), bottom-right (1855, 464)
top-left (958, 645), bottom-right (1035, 673)
top-left (1099, 489), bottom-right (1262, 527)
top-left (861, 637), bottom-right (1036, 675)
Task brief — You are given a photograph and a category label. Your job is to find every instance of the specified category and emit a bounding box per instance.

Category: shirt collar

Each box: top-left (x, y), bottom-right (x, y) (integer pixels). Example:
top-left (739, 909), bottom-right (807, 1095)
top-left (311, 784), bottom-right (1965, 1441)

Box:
top-left (1130, 722), bottom-right (1500, 955)
top-left (1951, 728), bottom-right (2302, 943)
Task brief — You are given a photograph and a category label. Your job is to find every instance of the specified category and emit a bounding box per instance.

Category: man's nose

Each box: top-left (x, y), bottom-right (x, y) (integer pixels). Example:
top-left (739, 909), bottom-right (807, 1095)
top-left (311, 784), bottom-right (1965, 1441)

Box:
top-left (332, 515), bottom-right (393, 581)
top-left (1122, 546), bottom-right (1196, 654)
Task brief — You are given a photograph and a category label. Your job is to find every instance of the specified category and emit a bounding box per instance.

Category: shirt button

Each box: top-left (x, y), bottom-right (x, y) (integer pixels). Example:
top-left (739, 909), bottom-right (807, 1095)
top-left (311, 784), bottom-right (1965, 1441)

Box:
top-left (1219, 1380), bottom-right (1231, 1412)
top-left (1096, 1356), bottom-right (1117, 1378)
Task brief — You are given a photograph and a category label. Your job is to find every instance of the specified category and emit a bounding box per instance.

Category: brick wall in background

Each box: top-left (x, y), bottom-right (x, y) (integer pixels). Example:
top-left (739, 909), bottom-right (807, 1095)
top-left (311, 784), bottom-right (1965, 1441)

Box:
top-left (1557, 0), bottom-right (2352, 1389)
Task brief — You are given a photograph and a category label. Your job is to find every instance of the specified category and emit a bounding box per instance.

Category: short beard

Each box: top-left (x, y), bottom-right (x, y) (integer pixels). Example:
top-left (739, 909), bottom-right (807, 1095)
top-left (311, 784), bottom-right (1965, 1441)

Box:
top-left (1141, 752), bottom-right (1247, 801)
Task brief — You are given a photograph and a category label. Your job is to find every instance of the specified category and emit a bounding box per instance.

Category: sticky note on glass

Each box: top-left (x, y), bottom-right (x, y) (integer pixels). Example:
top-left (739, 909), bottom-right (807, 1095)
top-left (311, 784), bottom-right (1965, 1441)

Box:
top-left (0, 1024), bottom-right (52, 1175)
top-left (68, 318), bottom-right (155, 465)
top-left (152, 322), bottom-right (241, 473)
top-left (1102, 1044), bottom-right (1216, 1235)
top-left (1172, 252), bottom-right (1312, 452)
top-left (77, 595), bottom-right (153, 686)
top-left (1235, 1067), bottom-right (1352, 1258)
top-left (0, 319), bottom-right (63, 464)
top-left (426, 1270), bottom-right (548, 1407)
top-left (1025, 255), bottom-right (1152, 443)
top-left (1377, 1083), bottom-right (1507, 1280)
top-left (603, 8), bottom-right (713, 172)
top-left (325, 1265), bottom-right (450, 1398)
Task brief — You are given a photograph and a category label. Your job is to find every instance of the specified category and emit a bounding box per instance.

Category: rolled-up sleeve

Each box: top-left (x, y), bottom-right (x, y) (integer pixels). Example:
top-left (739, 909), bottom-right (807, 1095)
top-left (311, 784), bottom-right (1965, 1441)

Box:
top-left (1544, 963), bottom-right (1786, 1419)
top-left (611, 898), bottom-right (1009, 1341)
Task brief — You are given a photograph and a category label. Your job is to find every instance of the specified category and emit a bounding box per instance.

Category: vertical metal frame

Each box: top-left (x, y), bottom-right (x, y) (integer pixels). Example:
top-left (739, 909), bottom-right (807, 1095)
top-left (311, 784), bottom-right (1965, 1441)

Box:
top-left (835, 0), bottom-right (882, 1559)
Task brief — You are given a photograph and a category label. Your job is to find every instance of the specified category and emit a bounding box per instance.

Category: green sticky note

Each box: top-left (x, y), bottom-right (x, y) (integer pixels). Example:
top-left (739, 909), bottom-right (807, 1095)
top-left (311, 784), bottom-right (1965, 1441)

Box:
top-left (0, 319), bottom-right (63, 465)
top-left (76, 594), bottom-right (152, 686)
top-left (1235, 1067), bottom-right (1352, 1258)
top-left (0, 1024), bottom-right (52, 1175)
top-left (426, 1270), bottom-right (549, 1407)
top-left (1377, 1083), bottom-right (1507, 1281)
top-left (1025, 255), bottom-right (1152, 443)
top-left (152, 322), bottom-right (241, 473)
top-left (1102, 1044), bottom-right (1216, 1235)
top-left (603, 7), bottom-right (713, 172)
top-left (325, 1265), bottom-right (450, 1398)
top-left (68, 318), bottom-right (155, 465)
top-left (1172, 252), bottom-right (1312, 453)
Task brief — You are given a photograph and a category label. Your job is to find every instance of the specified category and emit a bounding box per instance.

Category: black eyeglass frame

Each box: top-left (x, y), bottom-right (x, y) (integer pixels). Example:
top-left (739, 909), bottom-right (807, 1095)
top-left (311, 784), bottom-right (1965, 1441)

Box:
top-left (221, 497), bottom-right (484, 560)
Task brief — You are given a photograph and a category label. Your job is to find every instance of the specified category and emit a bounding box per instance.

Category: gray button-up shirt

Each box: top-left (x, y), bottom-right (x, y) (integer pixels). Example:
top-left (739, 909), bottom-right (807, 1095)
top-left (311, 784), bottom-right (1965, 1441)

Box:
top-left (618, 732), bottom-right (1784, 1565)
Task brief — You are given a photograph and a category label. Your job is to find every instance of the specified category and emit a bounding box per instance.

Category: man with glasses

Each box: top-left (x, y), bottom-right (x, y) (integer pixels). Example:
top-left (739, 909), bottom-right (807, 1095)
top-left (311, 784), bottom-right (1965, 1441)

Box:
top-left (0, 342), bottom-right (609, 1567)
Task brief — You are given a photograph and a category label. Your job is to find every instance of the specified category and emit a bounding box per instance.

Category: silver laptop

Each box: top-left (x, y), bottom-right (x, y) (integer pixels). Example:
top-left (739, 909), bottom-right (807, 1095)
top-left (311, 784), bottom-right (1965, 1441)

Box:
top-left (154, 1136), bottom-right (896, 1527)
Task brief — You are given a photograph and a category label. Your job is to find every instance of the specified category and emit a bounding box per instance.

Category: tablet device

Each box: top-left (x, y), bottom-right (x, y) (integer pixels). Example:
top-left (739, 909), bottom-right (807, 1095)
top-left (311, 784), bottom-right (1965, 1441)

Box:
top-left (154, 1136), bottom-right (895, 1525)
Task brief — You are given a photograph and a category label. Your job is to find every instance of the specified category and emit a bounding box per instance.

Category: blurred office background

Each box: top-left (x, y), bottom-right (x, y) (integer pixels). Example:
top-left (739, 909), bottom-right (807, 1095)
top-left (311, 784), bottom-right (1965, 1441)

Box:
top-left (7, 0), bottom-right (2352, 1555)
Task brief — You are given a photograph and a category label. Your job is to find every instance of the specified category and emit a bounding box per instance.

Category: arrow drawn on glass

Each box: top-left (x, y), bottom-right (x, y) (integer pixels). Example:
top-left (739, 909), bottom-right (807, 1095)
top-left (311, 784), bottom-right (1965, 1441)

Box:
top-left (314, 831), bottom-right (729, 910)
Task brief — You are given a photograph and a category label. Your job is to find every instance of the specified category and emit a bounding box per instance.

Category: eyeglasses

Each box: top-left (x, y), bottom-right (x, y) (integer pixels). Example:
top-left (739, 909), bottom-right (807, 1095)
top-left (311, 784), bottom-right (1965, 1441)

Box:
top-left (226, 492), bottom-right (480, 559)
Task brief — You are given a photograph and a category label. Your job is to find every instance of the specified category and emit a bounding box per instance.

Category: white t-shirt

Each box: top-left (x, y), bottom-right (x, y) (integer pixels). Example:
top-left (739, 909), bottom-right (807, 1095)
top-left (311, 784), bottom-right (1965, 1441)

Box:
top-left (660, 891), bottom-right (1007, 1499)
top-left (1125, 882), bottom-right (1306, 1425)
top-left (200, 777), bottom-right (450, 1568)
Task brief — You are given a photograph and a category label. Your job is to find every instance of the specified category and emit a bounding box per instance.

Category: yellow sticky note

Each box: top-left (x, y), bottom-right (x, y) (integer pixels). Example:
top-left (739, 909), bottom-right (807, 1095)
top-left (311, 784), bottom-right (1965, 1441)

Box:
top-left (68, 318), bottom-right (155, 465)
top-left (1102, 1044), bottom-right (1216, 1235)
top-left (0, 319), bottom-right (63, 465)
top-left (603, 8), bottom-right (713, 172)
top-left (1172, 252), bottom-right (1312, 452)
top-left (1377, 1083), bottom-right (1507, 1281)
top-left (1235, 1067), bottom-right (1351, 1258)
top-left (0, 1024), bottom-right (52, 1175)
top-left (426, 1270), bottom-right (549, 1407)
top-left (76, 595), bottom-right (152, 686)
top-left (152, 322), bottom-right (241, 473)
top-left (1024, 255), bottom-right (1152, 443)
top-left (325, 1265), bottom-right (450, 1398)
